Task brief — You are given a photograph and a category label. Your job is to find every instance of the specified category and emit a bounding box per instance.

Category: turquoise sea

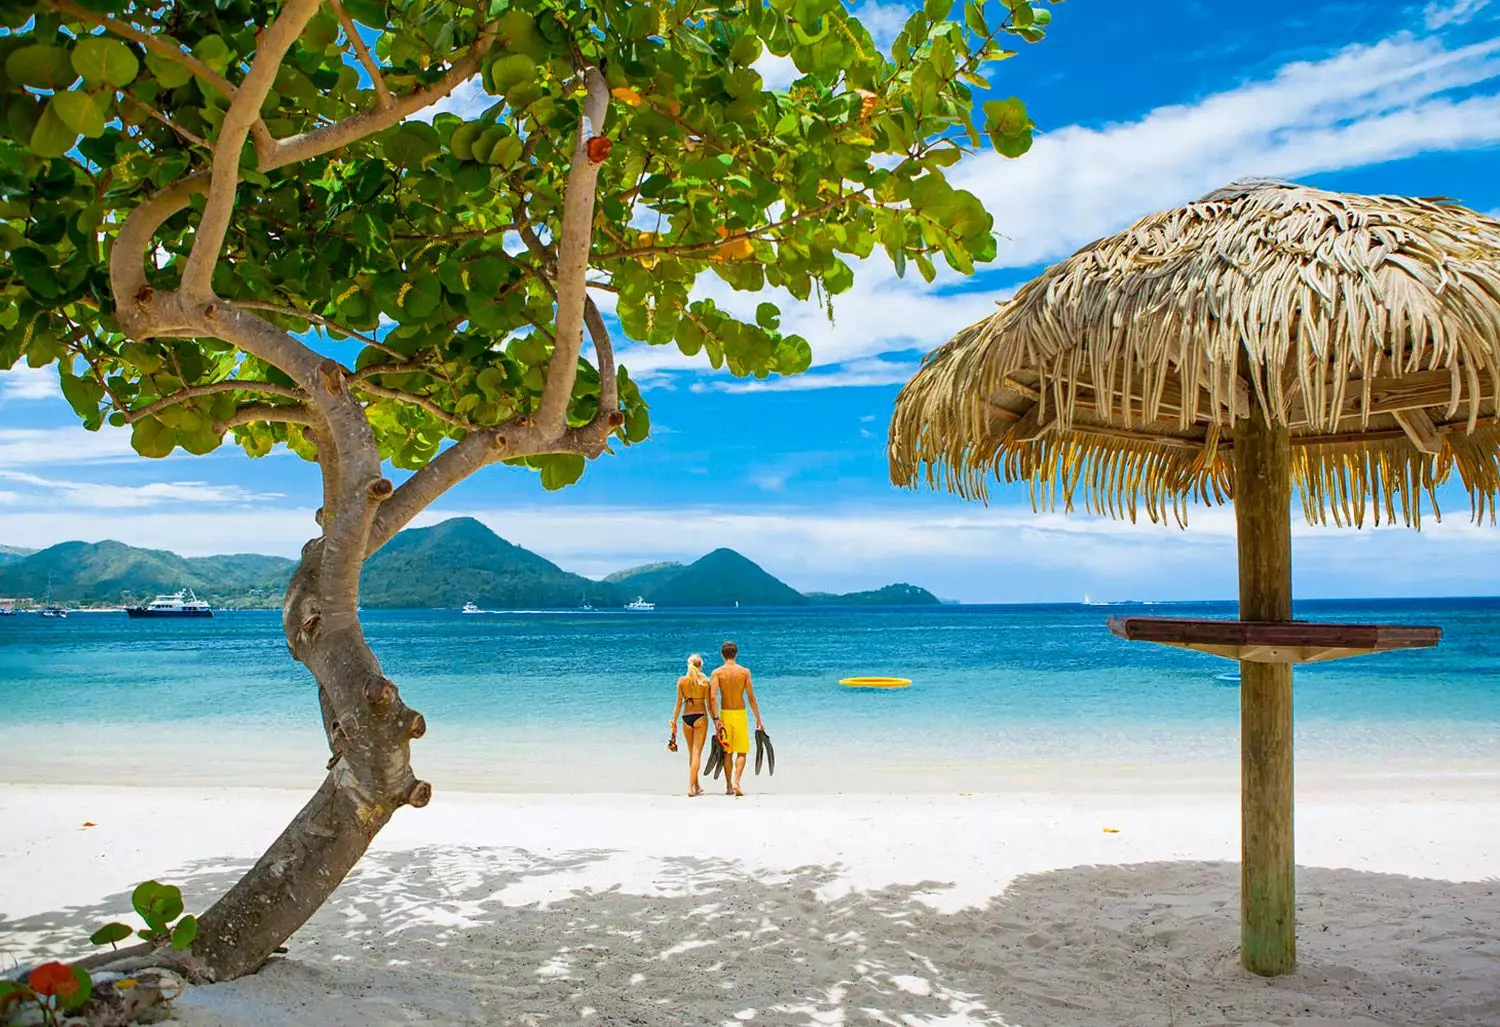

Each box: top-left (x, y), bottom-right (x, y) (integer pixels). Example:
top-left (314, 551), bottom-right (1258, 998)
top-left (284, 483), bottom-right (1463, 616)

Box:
top-left (3, 600), bottom-right (1499, 791)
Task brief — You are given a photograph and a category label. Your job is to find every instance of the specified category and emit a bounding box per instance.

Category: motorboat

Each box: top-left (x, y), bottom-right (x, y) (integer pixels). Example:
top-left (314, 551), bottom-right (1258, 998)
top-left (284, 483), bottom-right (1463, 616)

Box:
top-left (624, 597), bottom-right (655, 611)
top-left (126, 589), bottom-right (213, 618)
top-left (461, 601), bottom-right (482, 614)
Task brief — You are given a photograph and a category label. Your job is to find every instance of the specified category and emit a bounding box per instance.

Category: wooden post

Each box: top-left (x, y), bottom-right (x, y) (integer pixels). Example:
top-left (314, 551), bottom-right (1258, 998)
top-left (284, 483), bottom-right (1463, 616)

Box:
top-left (1233, 403), bottom-right (1296, 976)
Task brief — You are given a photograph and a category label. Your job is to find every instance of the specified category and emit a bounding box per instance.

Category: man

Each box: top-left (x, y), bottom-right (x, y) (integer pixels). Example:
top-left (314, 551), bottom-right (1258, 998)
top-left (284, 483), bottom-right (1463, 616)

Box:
top-left (709, 640), bottom-right (764, 797)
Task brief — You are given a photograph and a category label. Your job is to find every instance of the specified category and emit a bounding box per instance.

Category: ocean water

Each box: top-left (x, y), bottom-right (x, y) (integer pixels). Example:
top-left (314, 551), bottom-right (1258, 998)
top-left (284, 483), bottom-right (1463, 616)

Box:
top-left (3, 600), bottom-right (1498, 791)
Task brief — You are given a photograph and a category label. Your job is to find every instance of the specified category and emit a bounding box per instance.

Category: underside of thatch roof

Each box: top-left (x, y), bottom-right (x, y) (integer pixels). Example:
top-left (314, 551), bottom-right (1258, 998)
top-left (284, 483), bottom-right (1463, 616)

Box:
top-left (889, 181), bottom-right (1500, 527)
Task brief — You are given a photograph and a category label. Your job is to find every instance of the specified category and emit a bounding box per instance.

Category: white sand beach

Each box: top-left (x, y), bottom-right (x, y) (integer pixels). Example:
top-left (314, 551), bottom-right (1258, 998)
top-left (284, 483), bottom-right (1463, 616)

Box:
top-left (4, 779), bottom-right (1499, 1025)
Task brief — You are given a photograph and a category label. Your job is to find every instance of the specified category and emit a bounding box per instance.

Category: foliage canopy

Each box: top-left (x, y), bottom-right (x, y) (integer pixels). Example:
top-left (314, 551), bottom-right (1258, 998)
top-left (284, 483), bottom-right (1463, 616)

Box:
top-left (1, 0), bottom-right (1049, 491)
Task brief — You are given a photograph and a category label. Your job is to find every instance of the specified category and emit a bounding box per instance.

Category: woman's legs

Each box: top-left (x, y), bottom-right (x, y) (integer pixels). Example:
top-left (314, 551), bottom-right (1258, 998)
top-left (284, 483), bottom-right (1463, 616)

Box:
top-left (686, 718), bottom-right (708, 795)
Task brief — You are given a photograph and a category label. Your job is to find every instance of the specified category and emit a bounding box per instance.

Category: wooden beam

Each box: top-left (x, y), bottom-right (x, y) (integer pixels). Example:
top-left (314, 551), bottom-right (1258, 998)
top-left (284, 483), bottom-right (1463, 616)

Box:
top-left (1233, 400), bottom-right (1296, 977)
top-left (1289, 368), bottom-right (1496, 426)
top-left (1392, 409), bottom-right (1443, 455)
top-left (1106, 617), bottom-right (1443, 652)
top-left (1008, 401), bottom-right (1057, 442)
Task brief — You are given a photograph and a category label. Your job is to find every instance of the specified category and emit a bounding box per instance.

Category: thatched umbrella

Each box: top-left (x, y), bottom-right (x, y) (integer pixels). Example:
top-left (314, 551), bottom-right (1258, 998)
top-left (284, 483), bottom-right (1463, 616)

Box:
top-left (889, 179), bottom-right (1500, 976)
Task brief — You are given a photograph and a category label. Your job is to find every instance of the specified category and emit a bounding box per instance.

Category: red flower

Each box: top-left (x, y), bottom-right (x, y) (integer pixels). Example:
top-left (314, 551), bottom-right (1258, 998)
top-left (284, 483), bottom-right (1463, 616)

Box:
top-left (28, 962), bottom-right (78, 998)
top-left (585, 136), bottom-right (612, 163)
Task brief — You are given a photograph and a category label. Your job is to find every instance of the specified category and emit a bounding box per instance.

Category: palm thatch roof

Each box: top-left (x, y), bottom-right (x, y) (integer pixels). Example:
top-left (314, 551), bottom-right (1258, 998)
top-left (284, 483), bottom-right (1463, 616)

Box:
top-left (889, 180), bottom-right (1500, 527)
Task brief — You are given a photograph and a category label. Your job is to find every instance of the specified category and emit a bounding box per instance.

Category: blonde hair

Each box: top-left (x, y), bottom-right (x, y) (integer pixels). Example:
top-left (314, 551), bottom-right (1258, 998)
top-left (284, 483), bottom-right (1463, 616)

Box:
top-left (684, 654), bottom-right (708, 691)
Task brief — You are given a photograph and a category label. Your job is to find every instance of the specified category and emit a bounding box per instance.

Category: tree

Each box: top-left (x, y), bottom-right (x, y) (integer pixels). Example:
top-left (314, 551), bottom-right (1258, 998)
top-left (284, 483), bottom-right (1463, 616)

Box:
top-left (0, 0), bottom-right (1050, 981)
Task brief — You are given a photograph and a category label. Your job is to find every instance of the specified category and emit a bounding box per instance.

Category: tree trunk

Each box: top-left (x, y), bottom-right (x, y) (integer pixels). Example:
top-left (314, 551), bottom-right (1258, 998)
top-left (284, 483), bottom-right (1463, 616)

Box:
top-left (192, 538), bottom-right (427, 979)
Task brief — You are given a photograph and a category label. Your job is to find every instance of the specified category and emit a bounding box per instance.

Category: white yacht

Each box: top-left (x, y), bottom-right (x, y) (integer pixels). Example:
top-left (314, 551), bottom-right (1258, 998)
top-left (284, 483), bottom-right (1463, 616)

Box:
top-left (624, 597), bottom-right (655, 611)
top-left (127, 589), bottom-right (212, 618)
top-left (461, 601), bottom-right (482, 614)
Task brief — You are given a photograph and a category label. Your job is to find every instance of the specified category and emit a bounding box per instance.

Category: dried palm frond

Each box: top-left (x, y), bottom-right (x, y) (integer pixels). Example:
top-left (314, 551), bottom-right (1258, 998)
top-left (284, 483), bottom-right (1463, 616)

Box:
top-left (889, 180), bottom-right (1500, 526)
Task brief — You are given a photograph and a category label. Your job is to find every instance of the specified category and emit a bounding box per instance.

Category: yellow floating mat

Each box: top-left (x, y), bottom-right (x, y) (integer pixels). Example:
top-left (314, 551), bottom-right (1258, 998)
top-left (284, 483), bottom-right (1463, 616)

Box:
top-left (840, 677), bottom-right (912, 689)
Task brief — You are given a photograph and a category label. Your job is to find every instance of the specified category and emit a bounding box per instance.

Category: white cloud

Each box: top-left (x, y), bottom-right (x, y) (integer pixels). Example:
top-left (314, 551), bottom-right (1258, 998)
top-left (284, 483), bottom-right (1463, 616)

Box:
top-left (0, 427), bottom-right (138, 468)
top-left (408, 75), bottom-right (493, 122)
top-left (0, 507), bottom-right (321, 558)
top-left (951, 34), bottom-right (1500, 269)
top-left (0, 470), bottom-right (282, 509)
top-left (1425, 0), bottom-right (1491, 29)
top-left (690, 357), bottom-right (921, 393)
top-left (0, 366), bottom-right (59, 402)
top-left (753, 52), bottom-right (800, 91)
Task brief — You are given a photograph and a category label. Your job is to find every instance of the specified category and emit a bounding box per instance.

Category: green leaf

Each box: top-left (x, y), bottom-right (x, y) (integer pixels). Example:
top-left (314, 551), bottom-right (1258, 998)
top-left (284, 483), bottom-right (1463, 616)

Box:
top-left (144, 51), bottom-right (192, 89)
top-left (59, 373), bottom-right (104, 417)
top-left (132, 880), bottom-right (185, 929)
top-left (964, 2), bottom-right (988, 35)
top-left (29, 103), bottom-right (79, 158)
top-left (755, 302), bottom-right (780, 330)
top-left (11, 247), bottom-right (60, 299)
top-left (72, 37), bottom-right (139, 87)
top-left (773, 335), bottom-right (812, 375)
top-left (49, 91), bottom-right (108, 138)
top-left (6, 45), bottom-right (77, 90)
top-left (193, 36), bottom-right (232, 76)
top-left (89, 922), bottom-right (133, 947)
top-left (59, 966), bottom-right (93, 1013)
top-left (538, 453), bottom-right (585, 490)
top-left (130, 418), bottom-right (175, 459)
top-left (171, 915), bottom-right (198, 950)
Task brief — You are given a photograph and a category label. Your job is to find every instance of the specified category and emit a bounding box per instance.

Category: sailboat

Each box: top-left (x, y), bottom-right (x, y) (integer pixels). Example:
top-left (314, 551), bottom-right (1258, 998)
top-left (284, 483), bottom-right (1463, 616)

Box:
top-left (38, 577), bottom-right (67, 618)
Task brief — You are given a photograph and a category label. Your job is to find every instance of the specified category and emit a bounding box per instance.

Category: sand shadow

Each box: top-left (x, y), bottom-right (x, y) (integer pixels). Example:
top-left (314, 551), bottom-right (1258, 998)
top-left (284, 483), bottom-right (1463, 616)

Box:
top-left (84, 853), bottom-right (1490, 1027)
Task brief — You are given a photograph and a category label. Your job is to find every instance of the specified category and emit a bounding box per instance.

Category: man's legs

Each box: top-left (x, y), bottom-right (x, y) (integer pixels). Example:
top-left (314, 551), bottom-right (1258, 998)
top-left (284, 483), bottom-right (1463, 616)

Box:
top-left (731, 753), bottom-right (747, 796)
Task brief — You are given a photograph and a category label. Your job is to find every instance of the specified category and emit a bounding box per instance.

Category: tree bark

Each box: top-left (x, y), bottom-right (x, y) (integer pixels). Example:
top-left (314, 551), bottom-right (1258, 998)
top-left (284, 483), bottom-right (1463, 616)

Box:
top-left (192, 540), bottom-right (427, 979)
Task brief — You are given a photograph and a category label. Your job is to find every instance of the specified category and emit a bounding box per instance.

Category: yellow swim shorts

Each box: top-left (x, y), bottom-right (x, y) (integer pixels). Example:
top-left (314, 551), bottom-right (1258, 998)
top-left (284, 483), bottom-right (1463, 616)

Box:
top-left (720, 709), bottom-right (750, 754)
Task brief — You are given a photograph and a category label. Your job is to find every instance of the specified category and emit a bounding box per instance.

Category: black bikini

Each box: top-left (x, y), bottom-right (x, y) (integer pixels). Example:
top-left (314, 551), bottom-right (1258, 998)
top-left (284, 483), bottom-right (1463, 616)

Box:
top-left (682, 713), bottom-right (704, 727)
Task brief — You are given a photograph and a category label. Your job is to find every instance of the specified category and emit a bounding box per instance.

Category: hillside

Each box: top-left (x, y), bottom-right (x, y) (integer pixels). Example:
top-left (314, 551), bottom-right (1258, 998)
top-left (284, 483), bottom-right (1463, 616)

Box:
top-left (0, 544), bottom-right (35, 567)
top-left (0, 541), bottom-right (294, 607)
top-left (603, 561), bottom-right (687, 598)
top-left (627, 548), bottom-right (809, 607)
top-left (806, 583), bottom-right (941, 606)
top-left (360, 517), bottom-right (618, 608)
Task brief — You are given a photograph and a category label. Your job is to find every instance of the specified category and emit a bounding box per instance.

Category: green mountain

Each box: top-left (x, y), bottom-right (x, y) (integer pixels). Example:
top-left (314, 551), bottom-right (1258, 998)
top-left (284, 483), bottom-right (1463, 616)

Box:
top-left (604, 561), bottom-right (687, 598)
top-left (806, 583), bottom-right (941, 606)
top-left (623, 548), bottom-right (809, 607)
top-left (360, 517), bottom-right (618, 609)
top-left (0, 541), bottom-right (294, 607)
top-left (0, 544), bottom-right (35, 567)
top-left (0, 521), bottom-right (943, 610)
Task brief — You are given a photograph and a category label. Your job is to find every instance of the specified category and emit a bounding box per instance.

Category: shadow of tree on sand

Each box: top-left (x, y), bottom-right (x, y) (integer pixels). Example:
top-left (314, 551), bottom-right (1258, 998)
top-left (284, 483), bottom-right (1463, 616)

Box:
top-left (8, 853), bottom-right (1500, 1026)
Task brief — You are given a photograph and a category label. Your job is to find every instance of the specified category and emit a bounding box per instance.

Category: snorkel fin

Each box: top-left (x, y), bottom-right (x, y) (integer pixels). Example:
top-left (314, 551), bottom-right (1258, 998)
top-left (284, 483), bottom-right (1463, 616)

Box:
top-left (754, 729), bottom-right (774, 776)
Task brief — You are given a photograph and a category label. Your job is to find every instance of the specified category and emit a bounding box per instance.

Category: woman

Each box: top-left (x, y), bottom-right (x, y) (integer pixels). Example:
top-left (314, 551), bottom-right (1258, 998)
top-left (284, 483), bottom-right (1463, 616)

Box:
top-left (670, 654), bottom-right (712, 796)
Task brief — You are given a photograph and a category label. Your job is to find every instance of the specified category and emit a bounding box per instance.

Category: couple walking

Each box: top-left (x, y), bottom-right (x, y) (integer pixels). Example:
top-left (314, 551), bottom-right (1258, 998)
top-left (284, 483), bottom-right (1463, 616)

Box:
top-left (669, 641), bottom-right (764, 797)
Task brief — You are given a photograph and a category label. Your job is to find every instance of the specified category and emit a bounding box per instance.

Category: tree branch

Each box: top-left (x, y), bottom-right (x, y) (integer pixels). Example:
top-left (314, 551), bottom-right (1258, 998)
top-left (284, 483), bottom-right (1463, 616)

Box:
top-left (353, 379), bottom-right (476, 431)
top-left (216, 403), bottom-right (316, 432)
top-left (127, 379), bottom-right (304, 423)
top-left (233, 300), bottom-right (407, 360)
top-left (110, 174), bottom-right (209, 338)
top-left (537, 66), bottom-right (610, 433)
top-left (365, 429), bottom-right (509, 556)
top-left (44, 0), bottom-right (239, 100)
top-left (259, 31), bottom-right (494, 172)
top-left (182, 0), bottom-right (322, 297)
top-left (330, 0), bottom-right (392, 109)
top-left (584, 295), bottom-right (618, 415)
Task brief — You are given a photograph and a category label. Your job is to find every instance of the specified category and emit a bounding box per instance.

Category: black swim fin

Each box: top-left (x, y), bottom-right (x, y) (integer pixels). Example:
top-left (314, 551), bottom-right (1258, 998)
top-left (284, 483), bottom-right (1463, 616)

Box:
top-left (707, 736), bottom-right (724, 779)
top-left (754, 729), bottom-right (774, 776)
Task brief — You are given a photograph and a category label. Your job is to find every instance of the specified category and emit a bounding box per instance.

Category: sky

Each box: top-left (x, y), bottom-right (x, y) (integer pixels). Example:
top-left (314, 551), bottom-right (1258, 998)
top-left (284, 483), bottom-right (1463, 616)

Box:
top-left (3, 0), bottom-right (1500, 602)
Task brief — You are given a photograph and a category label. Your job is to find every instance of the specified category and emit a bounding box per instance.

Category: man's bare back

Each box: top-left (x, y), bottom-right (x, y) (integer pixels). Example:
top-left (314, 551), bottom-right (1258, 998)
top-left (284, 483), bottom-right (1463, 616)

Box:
top-left (712, 663), bottom-right (751, 710)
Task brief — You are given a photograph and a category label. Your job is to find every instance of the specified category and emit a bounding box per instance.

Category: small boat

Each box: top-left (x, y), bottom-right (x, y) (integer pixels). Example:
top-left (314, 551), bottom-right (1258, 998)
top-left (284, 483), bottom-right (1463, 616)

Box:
top-left (625, 597), bottom-right (655, 611)
top-left (126, 589), bottom-right (212, 618)
top-left (461, 601), bottom-right (482, 614)
top-left (37, 579), bottom-right (67, 618)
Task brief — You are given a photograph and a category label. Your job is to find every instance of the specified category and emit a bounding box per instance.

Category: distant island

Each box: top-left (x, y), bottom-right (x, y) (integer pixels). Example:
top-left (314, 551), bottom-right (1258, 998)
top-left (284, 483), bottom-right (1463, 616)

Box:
top-left (0, 517), bottom-right (941, 610)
